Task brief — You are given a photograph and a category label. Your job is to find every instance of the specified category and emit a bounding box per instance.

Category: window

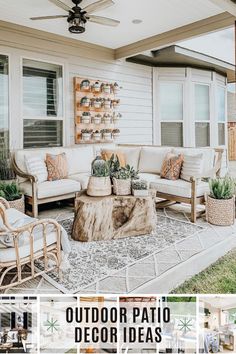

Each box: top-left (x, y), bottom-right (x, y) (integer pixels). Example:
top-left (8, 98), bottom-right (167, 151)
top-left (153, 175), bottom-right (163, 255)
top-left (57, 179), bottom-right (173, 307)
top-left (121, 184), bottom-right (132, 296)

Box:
top-left (194, 84), bottom-right (210, 147)
top-left (217, 86), bottom-right (226, 145)
top-left (0, 55), bottom-right (9, 150)
top-left (159, 82), bottom-right (183, 147)
top-left (23, 59), bottom-right (63, 148)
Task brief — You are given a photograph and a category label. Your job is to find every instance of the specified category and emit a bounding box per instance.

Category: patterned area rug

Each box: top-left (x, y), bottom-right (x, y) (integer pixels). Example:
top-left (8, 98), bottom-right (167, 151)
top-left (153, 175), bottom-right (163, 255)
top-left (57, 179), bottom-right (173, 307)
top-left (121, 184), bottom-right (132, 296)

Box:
top-left (37, 212), bottom-right (204, 294)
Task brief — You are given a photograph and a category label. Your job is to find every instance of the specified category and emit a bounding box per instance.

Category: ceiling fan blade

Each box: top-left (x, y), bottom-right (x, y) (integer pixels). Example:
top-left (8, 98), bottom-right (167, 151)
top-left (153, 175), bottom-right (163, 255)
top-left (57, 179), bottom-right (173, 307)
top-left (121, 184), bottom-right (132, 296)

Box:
top-left (88, 15), bottom-right (120, 26)
top-left (83, 0), bottom-right (114, 14)
top-left (30, 15), bottom-right (68, 20)
top-left (48, 0), bottom-right (72, 12)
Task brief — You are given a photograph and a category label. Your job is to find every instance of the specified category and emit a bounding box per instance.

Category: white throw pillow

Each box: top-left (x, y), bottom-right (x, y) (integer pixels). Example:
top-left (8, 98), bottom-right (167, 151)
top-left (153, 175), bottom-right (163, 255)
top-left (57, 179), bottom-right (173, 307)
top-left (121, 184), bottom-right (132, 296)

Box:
top-left (139, 147), bottom-right (172, 174)
top-left (181, 154), bottom-right (204, 182)
top-left (25, 156), bottom-right (48, 183)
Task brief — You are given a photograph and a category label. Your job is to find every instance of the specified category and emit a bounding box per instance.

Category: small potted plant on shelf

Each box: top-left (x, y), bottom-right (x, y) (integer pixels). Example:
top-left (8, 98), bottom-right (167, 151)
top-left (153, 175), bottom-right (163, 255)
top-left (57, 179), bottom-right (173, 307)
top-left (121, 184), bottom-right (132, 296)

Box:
top-left (93, 98), bottom-right (103, 109)
top-left (87, 157), bottom-right (111, 197)
top-left (80, 96), bottom-right (90, 108)
top-left (93, 81), bottom-right (101, 93)
top-left (0, 181), bottom-right (24, 213)
top-left (206, 176), bottom-right (235, 226)
top-left (81, 112), bottom-right (91, 124)
top-left (101, 129), bottom-right (112, 140)
top-left (112, 82), bottom-right (120, 94)
top-left (80, 79), bottom-right (90, 91)
top-left (112, 99), bottom-right (120, 108)
top-left (112, 129), bottom-right (120, 140)
top-left (104, 98), bottom-right (111, 110)
top-left (113, 112), bottom-right (122, 124)
top-left (81, 129), bottom-right (93, 141)
top-left (93, 130), bottom-right (101, 141)
top-left (103, 114), bottom-right (111, 124)
top-left (132, 179), bottom-right (148, 197)
top-left (93, 114), bottom-right (102, 124)
top-left (102, 83), bottom-right (111, 94)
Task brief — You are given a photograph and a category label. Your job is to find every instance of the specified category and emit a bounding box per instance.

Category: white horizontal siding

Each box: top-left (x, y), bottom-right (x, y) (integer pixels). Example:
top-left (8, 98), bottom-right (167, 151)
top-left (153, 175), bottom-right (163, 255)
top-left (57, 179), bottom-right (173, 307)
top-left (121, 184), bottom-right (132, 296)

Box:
top-left (68, 59), bottom-right (153, 145)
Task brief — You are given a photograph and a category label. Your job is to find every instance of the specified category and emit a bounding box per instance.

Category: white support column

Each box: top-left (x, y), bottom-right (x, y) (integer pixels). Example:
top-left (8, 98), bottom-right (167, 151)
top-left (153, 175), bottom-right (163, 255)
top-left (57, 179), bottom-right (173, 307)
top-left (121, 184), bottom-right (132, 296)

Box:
top-left (152, 67), bottom-right (161, 145)
top-left (184, 67), bottom-right (195, 147)
top-left (210, 72), bottom-right (218, 147)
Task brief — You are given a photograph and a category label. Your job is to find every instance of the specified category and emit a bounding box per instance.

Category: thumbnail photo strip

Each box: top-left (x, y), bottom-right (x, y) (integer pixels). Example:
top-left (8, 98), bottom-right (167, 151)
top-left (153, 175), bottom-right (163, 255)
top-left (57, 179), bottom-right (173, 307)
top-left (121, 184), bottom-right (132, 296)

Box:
top-left (1, 294), bottom-right (236, 354)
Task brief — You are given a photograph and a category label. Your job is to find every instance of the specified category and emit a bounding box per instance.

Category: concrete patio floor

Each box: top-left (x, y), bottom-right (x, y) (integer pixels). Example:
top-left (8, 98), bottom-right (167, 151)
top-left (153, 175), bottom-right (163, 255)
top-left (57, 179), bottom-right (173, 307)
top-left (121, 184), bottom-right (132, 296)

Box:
top-left (2, 200), bottom-right (236, 295)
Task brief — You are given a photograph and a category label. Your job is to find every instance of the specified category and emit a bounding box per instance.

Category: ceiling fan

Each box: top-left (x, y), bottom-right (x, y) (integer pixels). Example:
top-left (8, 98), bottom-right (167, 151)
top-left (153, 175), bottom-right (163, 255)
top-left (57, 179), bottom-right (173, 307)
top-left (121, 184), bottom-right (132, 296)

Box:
top-left (30, 0), bottom-right (120, 34)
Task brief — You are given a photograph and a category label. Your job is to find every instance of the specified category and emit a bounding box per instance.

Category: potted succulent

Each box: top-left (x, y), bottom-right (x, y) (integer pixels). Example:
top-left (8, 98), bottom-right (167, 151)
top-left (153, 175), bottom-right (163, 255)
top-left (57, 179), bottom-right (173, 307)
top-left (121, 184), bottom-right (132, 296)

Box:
top-left (81, 129), bottom-right (93, 141)
top-left (104, 98), bottom-right (111, 110)
top-left (110, 155), bottom-right (139, 196)
top-left (112, 129), bottom-right (120, 140)
top-left (103, 114), bottom-right (111, 124)
top-left (87, 157), bottom-right (111, 197)
top-left (0, 181), bottom-right (24, 213)
top-left (93, 98), bottom-right (102, 109)
top-left (132, 179), bottom-right (148, 197)
top-left (80, 96), bottom-right (90, 108)
top-left (81, 112), bottom-right (91, 124)
top-left (101, 129), bottom-right (112, 140)
top-left (113, 112), bottom-right (122, 124)
top-left (102, 83), bottom-right (111, 94)
top-left (206, 177), bottom-right (235, 226)
top-left (93, 114), bottom-right (102, 124)
top-left (112, 99), bottom-right (120, 108)
top-left (93, 81), bottom-right (101, 93)
top-left (112, 82), bottom-right (120, 94)
top-left (93, 130), bottom-right (101, 141)
top-left (80, 79), bottom-right (90, 91)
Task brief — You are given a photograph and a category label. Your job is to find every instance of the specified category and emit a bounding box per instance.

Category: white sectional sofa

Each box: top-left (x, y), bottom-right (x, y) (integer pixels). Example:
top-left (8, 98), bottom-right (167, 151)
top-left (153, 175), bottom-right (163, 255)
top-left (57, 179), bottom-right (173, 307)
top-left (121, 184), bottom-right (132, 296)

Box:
top-left (13, 144), bottom-right (223, 222)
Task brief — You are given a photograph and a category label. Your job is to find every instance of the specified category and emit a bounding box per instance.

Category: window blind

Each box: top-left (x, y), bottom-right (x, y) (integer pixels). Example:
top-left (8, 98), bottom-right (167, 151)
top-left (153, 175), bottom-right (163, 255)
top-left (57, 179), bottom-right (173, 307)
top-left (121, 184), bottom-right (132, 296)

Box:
top-left (195, 123), bottom-right (210, 147)
top-left (161, 122), bottom-right (183, 147)
top-left (24, 119), bottom-right (63, 148)
top-left (218, 123), bottom-right (225, 146)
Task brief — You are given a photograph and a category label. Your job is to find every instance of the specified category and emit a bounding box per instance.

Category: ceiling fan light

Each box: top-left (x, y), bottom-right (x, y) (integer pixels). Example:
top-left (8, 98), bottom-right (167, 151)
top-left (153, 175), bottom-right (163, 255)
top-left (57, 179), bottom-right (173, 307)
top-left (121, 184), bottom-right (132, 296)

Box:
top-left (68, 17), bottom-right (85, 33)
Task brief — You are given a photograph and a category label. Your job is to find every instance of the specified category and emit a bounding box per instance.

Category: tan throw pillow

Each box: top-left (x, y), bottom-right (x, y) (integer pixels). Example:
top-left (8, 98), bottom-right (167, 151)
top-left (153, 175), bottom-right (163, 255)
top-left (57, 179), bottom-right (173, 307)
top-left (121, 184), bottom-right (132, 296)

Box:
top-left (46, 153), bottom-right (68, 181)
top-left (161, 153), bottom-right (184, 180)
top-left (101, 150), bottom-right (126, 168)
top-left (180, 154), bottom-right (204, 182)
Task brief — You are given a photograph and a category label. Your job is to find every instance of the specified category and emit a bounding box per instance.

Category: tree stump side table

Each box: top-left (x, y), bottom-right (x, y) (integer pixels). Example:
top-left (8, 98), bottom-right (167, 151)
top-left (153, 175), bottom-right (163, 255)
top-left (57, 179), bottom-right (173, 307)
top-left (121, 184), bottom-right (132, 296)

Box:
top-left (72, 192), bottom-right (156, 242)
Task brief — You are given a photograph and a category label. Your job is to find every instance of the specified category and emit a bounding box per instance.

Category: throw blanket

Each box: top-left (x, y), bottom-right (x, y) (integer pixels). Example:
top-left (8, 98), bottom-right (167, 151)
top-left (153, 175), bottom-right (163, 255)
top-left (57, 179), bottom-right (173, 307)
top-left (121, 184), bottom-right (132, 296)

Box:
top-left (0, 210), bottom-right (71, 255)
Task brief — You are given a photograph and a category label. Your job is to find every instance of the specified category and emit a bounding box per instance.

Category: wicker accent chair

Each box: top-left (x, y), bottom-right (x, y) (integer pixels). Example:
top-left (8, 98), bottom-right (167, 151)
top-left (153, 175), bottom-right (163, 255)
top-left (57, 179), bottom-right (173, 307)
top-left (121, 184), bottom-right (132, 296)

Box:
top-left (0, 197), bottom-right (61, 291)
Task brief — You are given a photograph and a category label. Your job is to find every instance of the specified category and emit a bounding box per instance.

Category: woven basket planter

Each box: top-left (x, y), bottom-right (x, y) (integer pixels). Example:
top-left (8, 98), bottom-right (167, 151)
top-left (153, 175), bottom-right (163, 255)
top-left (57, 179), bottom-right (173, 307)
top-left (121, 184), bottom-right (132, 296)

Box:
top-left (206, 195), bottom-right (235, 226)
top-left (112, 178), bottom-right (131, 196)
top-left (87, 176), bottom-right (111, 197)
top-left (8, 195), bottom-right (25, 213)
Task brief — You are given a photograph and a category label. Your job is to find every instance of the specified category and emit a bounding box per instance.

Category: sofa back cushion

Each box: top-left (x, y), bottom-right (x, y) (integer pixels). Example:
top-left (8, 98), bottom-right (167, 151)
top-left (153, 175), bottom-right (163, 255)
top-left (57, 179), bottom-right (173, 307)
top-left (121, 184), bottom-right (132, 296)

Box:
top-left (138, 147), bottom-right (172, 174)
top-left (172, 147), bottom-right (215, 178)
top-left (65, 146), bottom-right (94, 176)
top-left (117, 147), bottom-right (141, 171)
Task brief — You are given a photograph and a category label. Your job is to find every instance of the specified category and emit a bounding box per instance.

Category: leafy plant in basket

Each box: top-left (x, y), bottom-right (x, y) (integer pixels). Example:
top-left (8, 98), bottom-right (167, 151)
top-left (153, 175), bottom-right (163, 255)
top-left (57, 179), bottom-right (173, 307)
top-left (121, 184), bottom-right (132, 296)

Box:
top-left (206, 177), bottom-right (235, 226)
top-left (0, 181), bottom-right (24, 212)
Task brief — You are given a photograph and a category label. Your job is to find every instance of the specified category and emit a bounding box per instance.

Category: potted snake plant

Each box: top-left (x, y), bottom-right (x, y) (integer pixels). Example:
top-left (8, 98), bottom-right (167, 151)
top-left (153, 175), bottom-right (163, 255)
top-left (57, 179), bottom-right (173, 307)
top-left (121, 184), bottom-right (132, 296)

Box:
top-left (206, 177), bottom-right (235, 226)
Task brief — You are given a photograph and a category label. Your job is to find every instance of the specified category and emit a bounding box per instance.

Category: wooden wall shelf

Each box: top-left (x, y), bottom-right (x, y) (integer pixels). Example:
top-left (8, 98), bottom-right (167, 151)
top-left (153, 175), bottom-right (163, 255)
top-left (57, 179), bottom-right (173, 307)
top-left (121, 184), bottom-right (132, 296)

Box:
top-left (74, 77), bottom-right (121, 144)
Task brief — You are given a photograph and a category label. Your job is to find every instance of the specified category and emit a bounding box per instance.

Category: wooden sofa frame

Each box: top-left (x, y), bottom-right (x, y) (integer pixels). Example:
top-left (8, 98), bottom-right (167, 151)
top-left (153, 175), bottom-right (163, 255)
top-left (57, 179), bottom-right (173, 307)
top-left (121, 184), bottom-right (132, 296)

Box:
top-left (12, 146), bottom-right (224, 222)
top-left (0, 197), bottom-right (61, 291)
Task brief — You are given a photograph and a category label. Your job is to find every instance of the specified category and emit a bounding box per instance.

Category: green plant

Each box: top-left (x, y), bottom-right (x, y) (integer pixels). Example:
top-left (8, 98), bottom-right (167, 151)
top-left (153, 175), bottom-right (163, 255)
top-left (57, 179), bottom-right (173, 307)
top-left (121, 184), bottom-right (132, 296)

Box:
top-left (81, 129), bottom-right (93, 134)
top-left (0, 148), bottom-right (15, 181)
top-left (91, 158), bottom-right (110, 177)
top-left (209, 177), bottom-right (235, 200)
top-left (0, 181), bottom-right (22, 201)
top-left (132, 180), bottom-right (148, 190)
top-left (108, 154), bottom-right (139, 180)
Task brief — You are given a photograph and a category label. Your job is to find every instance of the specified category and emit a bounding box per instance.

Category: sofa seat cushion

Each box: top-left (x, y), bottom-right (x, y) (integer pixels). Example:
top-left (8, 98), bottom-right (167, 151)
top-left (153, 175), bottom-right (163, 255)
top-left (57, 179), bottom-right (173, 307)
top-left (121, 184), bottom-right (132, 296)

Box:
top-left (139, 147), bottom-right (172, 174)
top-left (150, 179), bottom-right (209, 198)
top-left (139, 173), bottom-right (161, 185)
top-left (20, 179), bottom-right (81, 199)
top-left (1, 226), bottom-right (58, 263)
top-left (69, 173), bottom-right (90, 190)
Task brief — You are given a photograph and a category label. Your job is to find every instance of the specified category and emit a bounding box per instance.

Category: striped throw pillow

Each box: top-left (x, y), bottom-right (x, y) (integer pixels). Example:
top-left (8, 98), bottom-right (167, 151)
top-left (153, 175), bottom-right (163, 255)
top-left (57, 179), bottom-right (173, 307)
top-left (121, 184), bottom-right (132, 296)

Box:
top-left (25, 156), bottom-right (48, 183)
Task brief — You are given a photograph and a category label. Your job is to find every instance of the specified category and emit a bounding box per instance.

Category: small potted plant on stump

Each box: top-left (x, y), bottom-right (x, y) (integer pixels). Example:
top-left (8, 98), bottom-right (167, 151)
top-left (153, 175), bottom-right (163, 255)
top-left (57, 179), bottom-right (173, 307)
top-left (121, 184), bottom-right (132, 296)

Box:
top-left (111, 157), bottom-right (139, 196)
top-left (87, 157), bottom-right (111, 197)
top-left (132, 180), bottom-right (148, 197)
top-left (206, 177), bottom-right (235, 226)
